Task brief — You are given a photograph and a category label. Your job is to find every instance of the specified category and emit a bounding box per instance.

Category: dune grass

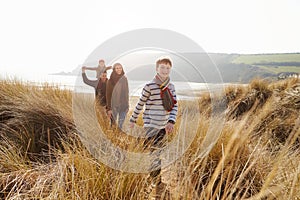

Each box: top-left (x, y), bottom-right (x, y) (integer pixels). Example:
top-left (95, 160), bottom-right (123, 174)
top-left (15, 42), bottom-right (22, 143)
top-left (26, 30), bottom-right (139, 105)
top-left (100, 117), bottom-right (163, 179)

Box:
top-left (0, 78), bottom-right (299, 199)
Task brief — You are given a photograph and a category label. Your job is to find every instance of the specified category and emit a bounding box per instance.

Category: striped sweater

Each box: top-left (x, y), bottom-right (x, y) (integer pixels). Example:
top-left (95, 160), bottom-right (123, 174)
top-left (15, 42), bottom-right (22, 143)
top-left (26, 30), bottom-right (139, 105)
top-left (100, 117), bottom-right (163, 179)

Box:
top-left (130, 80), bottom-right (178, 129)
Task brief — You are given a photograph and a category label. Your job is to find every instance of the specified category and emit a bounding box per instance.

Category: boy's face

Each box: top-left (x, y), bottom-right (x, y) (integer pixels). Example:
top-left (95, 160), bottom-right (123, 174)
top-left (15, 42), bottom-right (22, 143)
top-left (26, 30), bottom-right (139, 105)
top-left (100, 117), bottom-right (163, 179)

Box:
top-left (156, 63), bottom-right (171, 79)
top-left (99, 61), bottom-right (105, 67)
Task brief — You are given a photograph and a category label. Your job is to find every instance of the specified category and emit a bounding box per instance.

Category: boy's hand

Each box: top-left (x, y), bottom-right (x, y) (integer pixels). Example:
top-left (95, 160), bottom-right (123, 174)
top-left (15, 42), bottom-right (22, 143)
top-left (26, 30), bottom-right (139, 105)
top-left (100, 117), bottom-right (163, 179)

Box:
top-left (106, 66), bottom-right (112, 70)
top-left (82, 66), bottom-right (86, 73)
top-left (129, 122), bottom-right (135, 129)
top-left (165, 122), bottom-right (174, 133)
top-left (107, 110), bottom-right (112, 119)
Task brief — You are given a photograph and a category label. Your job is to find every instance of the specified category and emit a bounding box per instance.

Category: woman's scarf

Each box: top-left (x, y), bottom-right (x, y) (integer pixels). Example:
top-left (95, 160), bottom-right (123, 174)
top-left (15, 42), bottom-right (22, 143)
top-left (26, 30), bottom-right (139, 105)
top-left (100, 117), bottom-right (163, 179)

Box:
top-left (110, 70), bottom-right (125, 86)
top-left (108, 70), bottom-right (129, 111)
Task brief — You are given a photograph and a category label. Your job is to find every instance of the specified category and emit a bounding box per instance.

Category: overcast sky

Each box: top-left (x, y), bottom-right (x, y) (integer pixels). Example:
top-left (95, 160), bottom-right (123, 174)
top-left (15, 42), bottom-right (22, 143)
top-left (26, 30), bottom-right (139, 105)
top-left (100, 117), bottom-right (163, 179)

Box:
top-left (0, 0), bottom-right (299, 77)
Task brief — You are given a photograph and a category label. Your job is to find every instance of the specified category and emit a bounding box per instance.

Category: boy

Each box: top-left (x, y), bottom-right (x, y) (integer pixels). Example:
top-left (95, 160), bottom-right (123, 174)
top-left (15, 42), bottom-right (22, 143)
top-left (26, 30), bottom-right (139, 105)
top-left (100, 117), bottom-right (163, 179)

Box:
top-left (84, 59), bottom-right (112, 79)
top-left (129, 56), bottom-right (178, 198)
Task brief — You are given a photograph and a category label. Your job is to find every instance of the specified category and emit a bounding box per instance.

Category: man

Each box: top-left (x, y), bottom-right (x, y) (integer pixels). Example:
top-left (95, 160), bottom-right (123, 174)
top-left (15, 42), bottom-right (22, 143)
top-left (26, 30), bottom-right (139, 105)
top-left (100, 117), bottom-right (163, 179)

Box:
top-left (82, 66), bottom-right (108, 107)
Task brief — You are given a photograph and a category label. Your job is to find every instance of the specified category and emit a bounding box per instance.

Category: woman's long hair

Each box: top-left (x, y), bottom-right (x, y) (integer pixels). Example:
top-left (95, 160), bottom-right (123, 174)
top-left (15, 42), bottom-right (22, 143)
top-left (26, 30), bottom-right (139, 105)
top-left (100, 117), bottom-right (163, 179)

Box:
top-left (109, 63), bottom-right (125, 86)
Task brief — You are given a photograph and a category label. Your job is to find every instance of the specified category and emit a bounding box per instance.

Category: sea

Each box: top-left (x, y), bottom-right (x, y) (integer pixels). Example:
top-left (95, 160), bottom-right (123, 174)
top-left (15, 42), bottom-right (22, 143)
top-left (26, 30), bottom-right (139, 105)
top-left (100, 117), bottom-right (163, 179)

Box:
top-left (0, 73), bottom-right (236, 100)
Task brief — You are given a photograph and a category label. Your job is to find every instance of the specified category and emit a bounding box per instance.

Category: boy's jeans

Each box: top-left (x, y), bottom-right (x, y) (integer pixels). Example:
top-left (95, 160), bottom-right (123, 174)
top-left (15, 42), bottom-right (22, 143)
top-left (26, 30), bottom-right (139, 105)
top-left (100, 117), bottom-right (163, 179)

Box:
top-left (143, 127), bottom-right (166, 184)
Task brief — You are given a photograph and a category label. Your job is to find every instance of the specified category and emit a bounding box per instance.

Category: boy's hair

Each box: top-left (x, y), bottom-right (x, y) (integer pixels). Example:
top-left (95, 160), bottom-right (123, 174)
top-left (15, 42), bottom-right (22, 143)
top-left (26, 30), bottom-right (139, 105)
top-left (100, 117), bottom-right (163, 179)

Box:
top-left (156, 56), bottom-right (172, 68)
top-left (99, 59), bottom-right (105, 63)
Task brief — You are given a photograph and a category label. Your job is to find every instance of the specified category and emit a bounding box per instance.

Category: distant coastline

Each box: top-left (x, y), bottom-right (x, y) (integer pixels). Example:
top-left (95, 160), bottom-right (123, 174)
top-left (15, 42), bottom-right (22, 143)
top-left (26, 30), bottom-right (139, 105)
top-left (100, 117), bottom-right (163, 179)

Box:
top-left (49, 71), bottom-right (75, 76)
top-left (51, 53), bottom-right (300, 83)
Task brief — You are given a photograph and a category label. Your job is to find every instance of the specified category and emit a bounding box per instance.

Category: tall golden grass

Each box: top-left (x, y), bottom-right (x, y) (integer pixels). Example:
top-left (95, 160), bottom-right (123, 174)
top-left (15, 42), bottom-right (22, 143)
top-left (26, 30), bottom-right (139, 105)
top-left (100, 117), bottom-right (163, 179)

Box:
top-left (0, 78), bottom-right (299, 199)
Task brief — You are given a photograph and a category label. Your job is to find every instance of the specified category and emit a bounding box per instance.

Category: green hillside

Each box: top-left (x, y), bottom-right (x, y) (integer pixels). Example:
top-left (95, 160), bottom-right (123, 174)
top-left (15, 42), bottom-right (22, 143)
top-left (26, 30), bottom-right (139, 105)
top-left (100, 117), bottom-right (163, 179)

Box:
top-left (231, 53), bottom-right (300, 74)
top-left (232, 53), bottom-right (300, 64)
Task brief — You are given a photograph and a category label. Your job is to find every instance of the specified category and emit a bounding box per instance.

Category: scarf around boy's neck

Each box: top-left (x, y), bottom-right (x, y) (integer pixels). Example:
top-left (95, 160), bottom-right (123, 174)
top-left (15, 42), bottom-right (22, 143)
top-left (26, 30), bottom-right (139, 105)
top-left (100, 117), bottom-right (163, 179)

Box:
top-left (154, 74), bottom-right (170, 90)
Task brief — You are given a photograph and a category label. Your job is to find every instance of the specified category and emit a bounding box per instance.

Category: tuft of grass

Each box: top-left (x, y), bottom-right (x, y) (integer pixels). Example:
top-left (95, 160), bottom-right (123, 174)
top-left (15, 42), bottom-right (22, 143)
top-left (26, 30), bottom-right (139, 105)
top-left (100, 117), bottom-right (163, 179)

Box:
top-left (0, 79), bottom-right (77, 162)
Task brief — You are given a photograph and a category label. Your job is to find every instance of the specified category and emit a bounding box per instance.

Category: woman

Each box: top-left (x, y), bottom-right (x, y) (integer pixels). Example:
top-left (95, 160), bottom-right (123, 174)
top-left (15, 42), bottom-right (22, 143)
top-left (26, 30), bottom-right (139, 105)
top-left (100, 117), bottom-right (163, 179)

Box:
top-left (106, 63), bottom-right (129, 129)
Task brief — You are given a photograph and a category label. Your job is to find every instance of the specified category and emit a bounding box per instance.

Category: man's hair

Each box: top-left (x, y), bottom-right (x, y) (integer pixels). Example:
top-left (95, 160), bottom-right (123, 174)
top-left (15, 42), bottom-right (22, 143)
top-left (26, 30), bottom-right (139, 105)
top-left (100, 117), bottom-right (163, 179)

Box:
top-left (156, 56), bottom-right (172, 68)
top-left (99, 59), bottom-right (105, 63)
